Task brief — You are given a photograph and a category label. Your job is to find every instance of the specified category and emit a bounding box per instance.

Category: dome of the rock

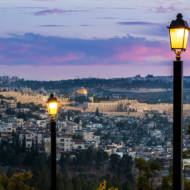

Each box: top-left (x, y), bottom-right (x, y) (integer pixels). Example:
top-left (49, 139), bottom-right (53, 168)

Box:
top-left (76, 87), bottom-right (88, 95)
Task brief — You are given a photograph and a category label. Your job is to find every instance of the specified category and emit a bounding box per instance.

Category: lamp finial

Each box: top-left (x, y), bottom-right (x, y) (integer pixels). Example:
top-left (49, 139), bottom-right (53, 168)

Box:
top-left (177, 13), bottom-right (183, 20)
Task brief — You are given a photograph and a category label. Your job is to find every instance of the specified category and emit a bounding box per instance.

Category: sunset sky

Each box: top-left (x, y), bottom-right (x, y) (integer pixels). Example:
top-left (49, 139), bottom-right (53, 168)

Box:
top-left (1, 0), bottom-right (190, 80)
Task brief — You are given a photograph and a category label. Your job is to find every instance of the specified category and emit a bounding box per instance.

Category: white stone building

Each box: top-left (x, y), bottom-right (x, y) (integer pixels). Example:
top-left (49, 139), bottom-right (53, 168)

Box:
top-left (57, 135), bottom-right (73, 152)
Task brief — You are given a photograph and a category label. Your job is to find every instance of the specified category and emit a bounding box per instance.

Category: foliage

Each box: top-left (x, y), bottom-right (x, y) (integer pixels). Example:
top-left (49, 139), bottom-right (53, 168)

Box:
top-left (0, 171), bottom-right (35, 190)
top-left (95, 108), bottom-right (100, 116)
top-left (0, 140), bottom-right (49, 170)
top-left (97, 180), bottom-right (118, 190)
top-left (59, 148), bottom-right (110, 170)
top-left (16, 102), bottom-right (42, 112)
top-left (161, 175), bottom-right (172, 190)
top-left (135, 158), bottom-right (161, 190)
top-left (185, 180), bottom-right (190, 190)
top-left (0, 141), bottom-right (134, 190)
top-left (187, 125), bottom-right (190, 140)
top-left (72, 135), bottom-right (83, 140)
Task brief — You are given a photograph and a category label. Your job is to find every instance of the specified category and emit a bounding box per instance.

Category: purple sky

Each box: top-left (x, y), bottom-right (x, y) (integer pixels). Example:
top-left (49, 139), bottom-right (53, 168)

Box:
top-left (1, 0), bottom-right (190, 80)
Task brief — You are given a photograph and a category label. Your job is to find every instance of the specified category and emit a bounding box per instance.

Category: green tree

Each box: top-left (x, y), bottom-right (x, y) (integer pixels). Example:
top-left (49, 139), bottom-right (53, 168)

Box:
top-left (160, 169), bottom-right (172, 190)
top-left (0, 171), bottom-right (36, 190)
top-left (136, 158), bottom-right (149, 175)
top-left (95, 108), bottom-right (99, 116)
top-left (149, 160), bottom-right (161, 189)
top-left (136, 175), bottom-right (150, 190)
top-left (161, 175), bottom-right (172, 190)
top-left (185, 180), bottom-right (190, 190)
top-left (136, 159), bottom-right (161, 190)
top-left (187, 125), bottom-right (190, 139)
top-left (109, 154), bottom-right (120, 174)
top-left (0, 184), bottom-right (5, 190)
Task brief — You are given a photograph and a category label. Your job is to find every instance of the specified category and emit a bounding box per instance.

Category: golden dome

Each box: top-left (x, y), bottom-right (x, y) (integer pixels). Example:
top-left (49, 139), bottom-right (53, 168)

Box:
top-left (77, 87), bottom-right (88, 95)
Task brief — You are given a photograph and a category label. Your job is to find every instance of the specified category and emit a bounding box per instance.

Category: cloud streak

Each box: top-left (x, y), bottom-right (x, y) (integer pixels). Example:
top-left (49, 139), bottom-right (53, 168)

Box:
top-left (35, 8), bottom-right (88, 16)
top-left (118, 21), bottom-right (167, 38)
top-left (40, 24), bottom-right (67, 27)
top-left (118, 21), bottom-right (159, 26)
top-left (33, 0), bottom-right (56, 2)
top-left (156, 5), bottom-right (176, 13)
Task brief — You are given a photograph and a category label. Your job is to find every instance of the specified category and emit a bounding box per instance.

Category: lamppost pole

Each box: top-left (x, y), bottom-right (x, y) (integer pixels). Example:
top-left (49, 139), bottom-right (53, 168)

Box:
top-left (51, 117), bottom-right (56, 190)
top-left (47, 94), bottom-right (59, 190)
top-left (168, 13), bottom-right (190, 190)
top-left (173, 56), bottom-right (183, 190)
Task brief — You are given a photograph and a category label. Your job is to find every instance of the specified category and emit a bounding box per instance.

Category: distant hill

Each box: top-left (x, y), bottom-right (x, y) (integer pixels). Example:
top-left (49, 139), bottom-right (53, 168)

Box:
top-left (1, 75), bottom-right (190, 91)
top-left (1, 75), bottom-right (190, 104)
top-left (0, 75), bottom-right (176, 90)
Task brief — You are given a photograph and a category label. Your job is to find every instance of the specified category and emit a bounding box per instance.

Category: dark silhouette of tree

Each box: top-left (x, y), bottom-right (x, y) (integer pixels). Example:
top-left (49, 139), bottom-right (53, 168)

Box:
top-left (95, 108), bottom-right (99, 116)
top-left (136, 158), bottom-right (161, 190)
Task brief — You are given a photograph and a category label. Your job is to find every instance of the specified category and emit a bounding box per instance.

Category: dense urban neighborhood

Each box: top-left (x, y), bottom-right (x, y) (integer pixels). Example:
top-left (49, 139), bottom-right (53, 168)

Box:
top-left (1, 76), bottom-right (190, 189)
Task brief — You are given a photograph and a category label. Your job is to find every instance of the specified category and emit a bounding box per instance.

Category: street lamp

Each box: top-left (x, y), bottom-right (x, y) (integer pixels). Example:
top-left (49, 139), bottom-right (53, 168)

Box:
top-left (168, 13), bottom-right (189, 60)
top-left (168, 13), bottom-right (190, 190)
top-left (47, 93), bottom-right (59, 190)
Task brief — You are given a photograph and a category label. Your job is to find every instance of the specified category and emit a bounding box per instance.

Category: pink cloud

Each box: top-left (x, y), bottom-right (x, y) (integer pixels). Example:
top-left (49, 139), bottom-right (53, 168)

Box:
top-left (168, 5), bottom-right (176, 12)
top-left (113, 45), bottom-right (170, 62)
top-left (0, 33), bottom-right (182, 69)
top-left (0, 54), bottom-right (15, 63)
top-left (0, 50), bottom-right (82, 65)
top-left (26, 54), bottom-right (83, 65)
top-left (181, 50), bottom-right (190, 61)
top-left (43, 54), bottom-right (82, 63)
top-left (11, 44), bottom-right (30, 54)
top-left (35, 8), bottom-right (67, 16)
top-left (0, 44), bottom-right (6, 51)
top-left (156, 5), bottom-right (176, 13)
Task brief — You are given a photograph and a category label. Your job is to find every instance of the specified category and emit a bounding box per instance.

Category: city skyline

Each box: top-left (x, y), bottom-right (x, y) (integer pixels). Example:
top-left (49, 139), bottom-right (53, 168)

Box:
top-left (1, 0), bottom-right (190, 80)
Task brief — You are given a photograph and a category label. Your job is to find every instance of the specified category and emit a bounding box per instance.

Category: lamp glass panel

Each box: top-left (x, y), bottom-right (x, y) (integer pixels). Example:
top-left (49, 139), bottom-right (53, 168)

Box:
top-left (183, 29), bottom-right (189, 49)
top-left (47, 101), bottom-right (58, 115)
top-left (170, 28), bottom-right (185, 49)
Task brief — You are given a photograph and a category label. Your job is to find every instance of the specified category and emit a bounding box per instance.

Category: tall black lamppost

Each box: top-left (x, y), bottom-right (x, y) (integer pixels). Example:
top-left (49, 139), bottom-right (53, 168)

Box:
top-left (168, 13), bottom-right (190, 190)
top-left (47, 94), bottom-right (59, 190)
